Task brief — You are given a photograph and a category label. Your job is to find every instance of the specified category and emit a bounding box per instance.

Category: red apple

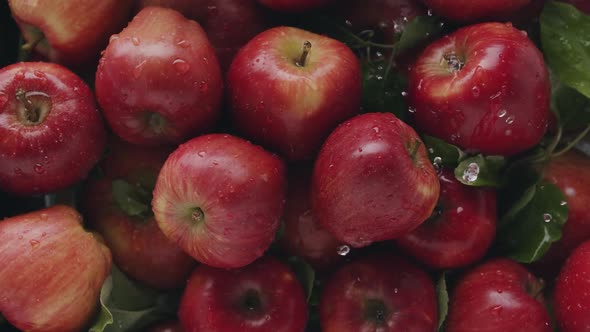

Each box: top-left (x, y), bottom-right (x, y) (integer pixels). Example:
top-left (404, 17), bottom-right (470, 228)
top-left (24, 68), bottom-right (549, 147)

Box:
top-left (420, 0), bottom-right (532, 22)
top-left (408, 22), bottom-right (550, 156)
top-left (227, 26), bottom-right (361, 161)
top-left (312, 112), bottom-right (440, 247)
top-left (396, 169), bottom-right (497, 269)
top-left (145, 320), bottom-right (183, 332)
top-left (95, 6), bottom-right (223, 146)
top-left (82, 140), bottom-right (196, 289)
top-left (152, 134), bottom-right (286, 268)
top-left (0, 205), bottom-right (112, 332)
top-left (0, 62), bottom-right (107, 196)
top-left (178, 256), bottom-right (307, 332)
top-left (554, 239), bottom-right (590, 332)
top-left (280, 165), bottom-right (343, 271)
top-left (446, 258), bottom-right (552, 332)
top-left (256, 0), bottom-right (332, 12)
top-left (320, 253), bottom-right (437, 331)
top-left (7, 0), bottom-right (134, 68)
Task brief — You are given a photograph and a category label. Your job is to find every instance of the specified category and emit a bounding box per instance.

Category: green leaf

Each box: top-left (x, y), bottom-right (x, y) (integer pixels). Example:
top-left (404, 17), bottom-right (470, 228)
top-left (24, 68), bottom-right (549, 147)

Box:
top-left (423, 136), bottom-right (465, 168)
top-left (454, 155), bottom-right (506, 187)
top-left (394, 16), bottom-right (444, 55)
top-left (541, 1), bottom-right (590, 98)
top-left (436, 273), bottom-right (449, 332)
top-left (287, 257), bottom-right (316, 302)
top-left (497, 180), bottom-right (569, 263)
top-left (89, 275), bottom-right (114, 332)
top-left (111, 179), bottom-right (151, 218)
top-left (361, 59), bottom-right (408, 118)
top-left (552, 81), bottom-right (590, 130)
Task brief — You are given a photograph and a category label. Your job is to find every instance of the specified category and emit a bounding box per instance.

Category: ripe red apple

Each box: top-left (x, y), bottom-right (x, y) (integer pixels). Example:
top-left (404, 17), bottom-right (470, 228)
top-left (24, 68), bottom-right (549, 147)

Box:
top-left (0, 205), bottom-right (112, 332)
top-left (95, 6), bottom-right (223, 146)
top-left (408, 22), bottom-right (550, 156)
top-left (178, 256), bottom-right (307, 331)
top-left (420, 0), bottom-right (532, 22)
top-left (320, 253), bottom-right (437, 331)
top-left (554, 239), bottom-right (590, 332)
top-left (228, 26), bottom-right (361, 161)
top-left (312, 112), bottom-right (440, 247)
top-left (7, 0), bottom-right (134, 68)
top-left (446, 258), bottom-right (552, 332)
top-left (396, 169), bottom-right (497, 269)
top-left (145, 320), bottom-right (183, 332)
top-left (152, 134), bottom-right (286, 268)
top-left (257, 0), bottom-right (332, 12)
top-left (280, 166), bottom-right (343, 270)
top-left (0, 62), bottom-right (107, 196)
top-left (82, 140), bottom-right (196, 289)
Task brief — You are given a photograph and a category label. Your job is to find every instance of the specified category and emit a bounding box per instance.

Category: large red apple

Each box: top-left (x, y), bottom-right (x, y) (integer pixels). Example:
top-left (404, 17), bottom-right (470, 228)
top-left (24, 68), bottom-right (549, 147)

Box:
top-left (420, 0), bottom-right (532, 22)
top-left (152, 134), bottom-right (286, 269)
top-left (82, 140), bottom-right (196, 289)
top-left (446, 258), bottom-right (552, 332)
top-left (0, 205), bottom-right (112, 332)
top-left (256, 0), bottom-right (332, 12)
top-left (7, 0), bottom-right (134, 68)
top-left (312, 112), bottom-right (440, 247)
top-left (396, 169), bottom-right (496, 269)
top-left (0, 62), bottom-right (107, 196)
top-left (320, 253), bottom-right (437, 331)
top-left (178, 257), bottom-right (307, 331)
top-left (408, 22), bottom-right (550, 156)
top-left (95, 6), bottom-right (223, 146)
top-left (227, 26), bottom-right (361, 161)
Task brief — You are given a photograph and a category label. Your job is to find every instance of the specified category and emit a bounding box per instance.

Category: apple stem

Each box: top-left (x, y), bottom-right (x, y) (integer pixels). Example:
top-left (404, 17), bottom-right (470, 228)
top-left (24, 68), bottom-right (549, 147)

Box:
top-left (18, 34), bottom-right (44, 62)
top-left (191, 208), bottom-right (205, 224)
top-left (296, 41), bottom-right (312, 67)
top-left (408, 139), bottom-right (422, 162)
top-left (443, 53), bottom-right (464, 72)
top-left (15, 89), bottom-right (41, 123)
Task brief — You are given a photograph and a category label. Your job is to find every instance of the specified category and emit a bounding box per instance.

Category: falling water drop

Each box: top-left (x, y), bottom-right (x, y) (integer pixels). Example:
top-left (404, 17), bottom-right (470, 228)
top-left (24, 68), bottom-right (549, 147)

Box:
top-left (462, 163), bottom-right (480, 183)
top-left (337, 245), bottom-right (350, 256)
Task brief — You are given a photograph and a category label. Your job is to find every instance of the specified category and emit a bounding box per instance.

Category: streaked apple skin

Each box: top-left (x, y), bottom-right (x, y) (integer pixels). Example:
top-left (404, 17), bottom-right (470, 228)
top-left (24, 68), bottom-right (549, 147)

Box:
top-left (0, 205), bottom-right (112, 332)
top-left (320, 254), bottom-right (437, 332)
top-left (227, 26), bottom-right (361, 161)
top-left (0, 62), bottom-right (106, 196)
top-left (257, 0), bottom-right (332, 12)
top-left (179, 257), bottom-right (307, 332)
top-left (152, 134), bottom-right (286, 269)
top-left (420, 0), bottom-right (531, 22)
top-left (312, 112), bottom-right (440, 247)
top-left (408, 22), bottom-right (550, 156)
top-left (95, 7), bottom-right (223, 146)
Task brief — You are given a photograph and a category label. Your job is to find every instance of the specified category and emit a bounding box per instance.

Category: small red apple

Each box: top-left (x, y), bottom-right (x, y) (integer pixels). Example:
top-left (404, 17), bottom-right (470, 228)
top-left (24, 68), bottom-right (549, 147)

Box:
top-left (408, 22), bottom-right (550, 156)
top-left (420, 0), bottom-right (532, 22)
top-left (145, 320), bottom-right (183, 332)
top-left (446, 258), bottom-right (552, 332)
top-left (178, 256), bottom-right (307, 332)
top-left (312, 112), bottom-right (440, 247)
top-left (95, 6), bottom-right (223, 146)
top-left (396, 169), bottom-right (497, 269)
top-left (227, 26), bottom-right (361, 161)
top-left (320, 253), bottom-right (438, 331)
top-left (0, 62), bottom-right (107, 196)
top-left (152, 134), bottom-right (286, 269)
top-left (0, 205), bottom-right (112, 332)
top-left (256, 0), bottom-right (332, 12)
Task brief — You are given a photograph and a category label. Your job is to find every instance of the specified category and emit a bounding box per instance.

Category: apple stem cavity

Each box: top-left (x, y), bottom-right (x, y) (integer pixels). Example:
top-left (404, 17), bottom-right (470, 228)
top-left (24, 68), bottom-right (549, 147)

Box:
top-left (191, 207), bottom-right (205, 224)
top-left (295, 41), bottom-right (312, 68)
top-left (364, 298), bottom-right (389, 325)
top-left (15, 88), bottom-right (50, 125)
top-left (241, 289), bottom-right (262, 313)
top-left (443, 53), bottom-right (465, 72)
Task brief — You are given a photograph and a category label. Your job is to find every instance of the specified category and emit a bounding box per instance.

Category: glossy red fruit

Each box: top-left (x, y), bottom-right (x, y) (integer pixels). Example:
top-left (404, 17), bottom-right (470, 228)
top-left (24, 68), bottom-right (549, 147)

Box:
top-left (0, 62), bottom-right (106, 196)
top-left (312, 112), bottom-right (440, 247)
top-left (152, 134), bottom-right (286, 269)
top-left (145, 320), bottom-right (184, 332)
top-left (420, 0), bottom-right (531, 22)
top-left (320, 254), bottom-right (438, 332)
top-left (446, 258), bottom-right (552, 332)
top-left (227, 26), bottom-right (361, 161)
top-left (179, 257), bottom-right (307, 332)
top-left (397, 169), bottom-right (496, 269)
top-left (82, 140), bottom-right (195, 289)
top-left (95, 7), bottom-right (223, 146)
top-left (554, 239), bottom-right (590, 332)
top-left (0, 205), bottom-right (112, 332)
top-left (257, 0), bottom-right (332, 12)
top-left (408, 22), bottom-right (550, 156)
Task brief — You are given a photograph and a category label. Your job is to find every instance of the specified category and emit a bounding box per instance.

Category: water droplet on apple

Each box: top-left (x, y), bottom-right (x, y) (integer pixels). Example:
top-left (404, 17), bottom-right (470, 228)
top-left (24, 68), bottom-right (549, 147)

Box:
top-left (29, 239), bottom-right (40, 248)
top-left (198, 151), bottom-right (206, 157)
top-left (109, 34), bottom-right (119, 43)
top-left (337, 245), bottom-right (350, 256)
top-left (173, 59), bottom-right (190, 74)
top-left (462, 162), bottom-right (479, 183)
top-left (33, 163), bottom-right (45, 174)
top-left (15, 71), bottom-right (25, 80)
top-left (497, 109), bottom-right (507, 118)
top-left (372, 126), bottom-right (380, 133)
top-left (393, 288), bottom-right (399, 294)
top-left (197, 81), bottom-right (208, 94)
top-left (203, 57), bottom-right (209, 64)
top-left (133, 60), bottom-right (147, 79)
top-left (491, 305), bottom-right (503, 315)
top-left (471, 86), bottom-right (480, 97)
top-left (427, 9), bottom-right (433, 16)
top-left (131, 37), bottom-right (140, 46)
top-left (543, 213), bottom-right (552, 222)
top-left (433, 157), bottom-right (442, 170)
top-left (505, 115), bottom-right (515, 124)
top-left (560, 201), bottom-right (568, 206)
top-left (33, 70), bottom-right (45, 78)
top-left (177, 39), bottom-right (190, 48)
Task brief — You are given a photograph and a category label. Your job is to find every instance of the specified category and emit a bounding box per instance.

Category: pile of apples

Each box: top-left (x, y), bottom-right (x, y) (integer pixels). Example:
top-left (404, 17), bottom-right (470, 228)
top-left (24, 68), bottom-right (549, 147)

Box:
top-left (1, 0), bottom-right (590, 331)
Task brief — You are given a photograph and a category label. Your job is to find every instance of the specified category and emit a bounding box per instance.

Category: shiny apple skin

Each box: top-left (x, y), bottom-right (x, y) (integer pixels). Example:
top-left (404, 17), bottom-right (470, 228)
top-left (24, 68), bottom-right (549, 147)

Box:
top-left (320, 254), bottom-right (437, 332)
top-left (554, 240), bottom-right (590, 332)
top-left (152, 134), bottom-right (286, 269)
top-left (257, 0), bottom-right (332, 12)
top-left (397, 169), bottom-right (496, 269)
top-left (82, 141), bottom-right (195, 289)
top-left (408, 22), bottom-right (550, 156)
top-left (95, 7), bottom-right (223, 146)
top-left (446, 258), bottom-right (552, 332)
top-left (0, 62), bottom-right (107, 196)
top-left (420, 0), bottom-right (531, 22)
top-left (178, 257), bottom-right (307, 332)
top-left (312, 112), bottom-right (440, 247)
top-left (0, 205), bottom-right (112, 332)
top-left (227, 26), bottom-right (361, 161)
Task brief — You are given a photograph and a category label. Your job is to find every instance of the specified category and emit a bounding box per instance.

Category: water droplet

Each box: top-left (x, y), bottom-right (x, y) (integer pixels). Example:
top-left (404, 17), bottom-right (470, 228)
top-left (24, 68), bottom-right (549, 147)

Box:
top-left (15, 71), bottom-right (25, 80)
top-left (408, 107), bottom-right (416, 113)
top-left (345, 19), bottom-right (352, 27)
top-left (427, 9), bottom-right (433, 16)
top-left (401, 91), bottom-right (408, 97)
top-left (393, 288), bottom-right (399, 294)
top-left (372, 126), bottom-right (380, 133)
top-left (328, 164), bottom-right (334, 169)
top-left (177, 39), bottom-right (190, 48)
top-left (30, 239), bottom-right (40, 248)
top-left (543, 213), bottom-right (552, 222)
top-left (560, 201), bottom-right (568, 206)
top-left (198, 151), bottom-right (206, 157)
top-left (33, 163), bottom-right (45, 174)
top-left (109, 34), bottom-right (119, 43)
top-left (131, 37), bottom-right (140, 46)
top-left (173, 59), bottom-right (190, 74)
top-left (376, 75), bottom-right (383, 80)
top-left (497, 109), bottom-right (507, 118)
top-left (198, 81), bottom-right (209, 93)
top-left (207, 5), bottom-right (218, 15)
top-left (462, 162), bottom-right (480, 183)
top-left (133, 59), bottom-right (147, 79)
top-left (33, 70), bottom-right (45, 78)
top-left (337, 245), bottom-right (350, 256)
top-left (433, 156), bottom-right (442, 170)
top-left (505, 115), bottom-right (515, 124)
top-left (472, 86), bottom-right (480, 97)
